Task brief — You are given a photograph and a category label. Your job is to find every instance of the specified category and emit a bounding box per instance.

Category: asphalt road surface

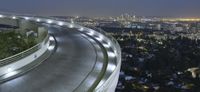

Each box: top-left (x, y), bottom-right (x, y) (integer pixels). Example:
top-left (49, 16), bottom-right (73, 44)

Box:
top-left (0, 26), bottom-right (101, 92)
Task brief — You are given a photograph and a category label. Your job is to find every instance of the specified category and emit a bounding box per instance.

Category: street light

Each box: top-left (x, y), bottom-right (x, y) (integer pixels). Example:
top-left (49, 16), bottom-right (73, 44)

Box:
top-left (58, 22), bottom-right (64, 26)
top-left (79, 27), bottom-right (84, 31)
top-left (24, 17), bottom-right (30, 20)
top-left (0, 15), bottom-right (4, 18)
top-left (47, 19), bottom-right (53, 24)
top-left (12, 16), bottom-right (17, 19)
top-left (36, 18), bottom-right (41, 22)
top-left (69, 24), bottom-right (74, 28)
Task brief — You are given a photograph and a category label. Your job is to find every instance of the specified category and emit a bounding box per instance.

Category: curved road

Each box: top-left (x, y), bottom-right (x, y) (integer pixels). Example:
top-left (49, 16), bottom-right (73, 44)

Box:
top-left (0, 26), bottom-right (102, 92)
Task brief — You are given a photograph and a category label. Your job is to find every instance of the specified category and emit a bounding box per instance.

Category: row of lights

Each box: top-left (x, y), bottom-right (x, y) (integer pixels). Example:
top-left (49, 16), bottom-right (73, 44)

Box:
top-left (0, 14), bottom-right (75, 29)
top-left (0, 14), bottom-right (117, 77)
top-left (24, 15), bottom-right (118, 75)
top-left (0, 14), bottom-right (117, 55)
top-left (7, 15), bottom-right (119, 91)
top-left (0, 14), bottom-right (17, 20)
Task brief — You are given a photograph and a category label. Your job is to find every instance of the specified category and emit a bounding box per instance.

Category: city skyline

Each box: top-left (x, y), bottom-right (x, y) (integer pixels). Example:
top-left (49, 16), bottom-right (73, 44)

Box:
top-left (1, 1), bottom-right (200, 91)
top-left (0, 0), bottom-right (200, 17)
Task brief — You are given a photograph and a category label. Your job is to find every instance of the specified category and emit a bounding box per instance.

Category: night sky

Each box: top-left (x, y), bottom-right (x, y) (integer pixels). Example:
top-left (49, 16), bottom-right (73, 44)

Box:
top-left (0, 0), bottom-right (200, 17)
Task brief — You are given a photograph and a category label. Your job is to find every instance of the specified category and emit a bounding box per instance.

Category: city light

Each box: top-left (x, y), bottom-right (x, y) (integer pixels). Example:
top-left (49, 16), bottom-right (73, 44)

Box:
top-left (24, 17), bottom-right (30, 20)
top-left (1, 1), bottom-right (200, 92)
top-left (69, 24), bottom-right (74, 28)
top-left (47, 19), bottom-right (53, 24)
top-left (36, 18), bottom-right (41, 22)
top-left (162, 18), bottom-right (200, 22)
top-left (76, 16), bottom-right (79, 19)
top-left (0, 15), bottom-right (4, 18)
top-left (58, 22), bottom-right (64, 26)
top-left (12, 16), bottom-right (16, 19)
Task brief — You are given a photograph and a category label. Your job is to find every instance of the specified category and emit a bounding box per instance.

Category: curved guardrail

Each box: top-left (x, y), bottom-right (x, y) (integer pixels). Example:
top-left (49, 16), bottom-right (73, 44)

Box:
top-left (0, 13), bottom-right (121, 92)
top-left (97, 31), bottom-right (121, 92)
top-left (35, 17), bottom-right (121, 92)
top-left (85, 27), bottom-right (121, 92)
top-left (0, 13), bottom-right (49, 66)
top-left (0, 35), bottom-right (49, 67)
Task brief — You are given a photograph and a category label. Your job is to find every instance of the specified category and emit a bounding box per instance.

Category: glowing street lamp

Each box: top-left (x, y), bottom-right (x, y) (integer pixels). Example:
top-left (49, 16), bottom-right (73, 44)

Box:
top-left (79, 27), bottom-right (84, 31)
top-left (24, 17), bottom-right (30, 20)
top-left (12, 16), bottom-right (17, 19)
top-left (0, 15), bottom-right (4, 18)
top-left (69, 24), bottom-right (74, 28)
top-left (47, 19), bottom-right (53, 24)
top-left (58, 22), bottom-right (64, 26)
top-left (36, 18), bottom-right (41, 22)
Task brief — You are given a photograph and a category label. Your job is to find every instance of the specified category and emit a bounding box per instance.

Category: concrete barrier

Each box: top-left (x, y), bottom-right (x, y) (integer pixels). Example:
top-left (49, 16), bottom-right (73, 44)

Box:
top-left (0, 36), bottom-right (50, 77)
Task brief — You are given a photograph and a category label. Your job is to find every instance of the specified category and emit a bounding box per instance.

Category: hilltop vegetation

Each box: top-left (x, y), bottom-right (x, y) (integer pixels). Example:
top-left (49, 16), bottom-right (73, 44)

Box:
top-left (0, 30), bottom-right (37, 59)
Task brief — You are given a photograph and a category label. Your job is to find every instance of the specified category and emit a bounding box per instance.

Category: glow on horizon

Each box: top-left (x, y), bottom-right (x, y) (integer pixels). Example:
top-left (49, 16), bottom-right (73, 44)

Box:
top-left (162, 18), bottom-right (200, 22)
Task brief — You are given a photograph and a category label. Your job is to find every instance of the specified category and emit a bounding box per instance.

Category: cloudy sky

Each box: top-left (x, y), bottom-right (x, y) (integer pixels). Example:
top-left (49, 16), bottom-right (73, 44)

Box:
top-left (0, 0), bottom-right (200, 17)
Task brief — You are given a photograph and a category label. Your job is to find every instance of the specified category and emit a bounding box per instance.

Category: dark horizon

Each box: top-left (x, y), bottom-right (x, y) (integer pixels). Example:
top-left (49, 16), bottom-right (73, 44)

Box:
top-left (0, 0), bottom-right (200, 17)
